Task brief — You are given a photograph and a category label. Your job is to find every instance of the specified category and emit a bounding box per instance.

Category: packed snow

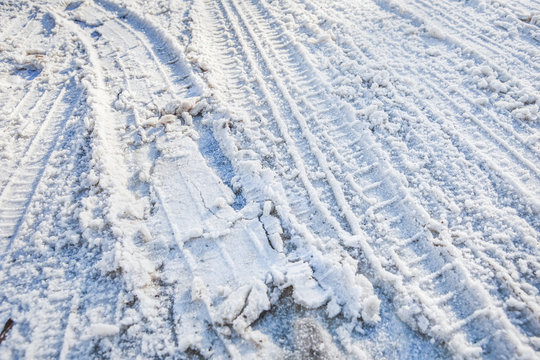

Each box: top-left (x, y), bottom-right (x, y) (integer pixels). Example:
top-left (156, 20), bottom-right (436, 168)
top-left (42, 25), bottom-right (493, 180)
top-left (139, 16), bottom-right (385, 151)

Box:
top-left (0, 0), bottom-right (539, 358)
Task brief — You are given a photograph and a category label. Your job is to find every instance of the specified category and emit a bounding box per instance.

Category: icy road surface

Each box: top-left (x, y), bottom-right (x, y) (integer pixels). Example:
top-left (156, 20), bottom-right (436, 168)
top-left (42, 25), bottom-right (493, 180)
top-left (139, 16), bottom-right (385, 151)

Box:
top-left (0, 0), bottom-right (539, 358)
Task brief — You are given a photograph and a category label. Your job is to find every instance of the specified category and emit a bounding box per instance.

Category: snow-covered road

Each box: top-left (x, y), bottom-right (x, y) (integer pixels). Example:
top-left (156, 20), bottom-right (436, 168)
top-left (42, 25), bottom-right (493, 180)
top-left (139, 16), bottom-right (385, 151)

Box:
top-left (0, 0), bottom-right (539, 358)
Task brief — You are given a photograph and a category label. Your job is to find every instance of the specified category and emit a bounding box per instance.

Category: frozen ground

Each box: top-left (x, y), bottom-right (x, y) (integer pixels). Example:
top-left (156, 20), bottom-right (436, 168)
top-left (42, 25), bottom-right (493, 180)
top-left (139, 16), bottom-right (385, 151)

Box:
top-left (0, 0), bottom-right (539, 358)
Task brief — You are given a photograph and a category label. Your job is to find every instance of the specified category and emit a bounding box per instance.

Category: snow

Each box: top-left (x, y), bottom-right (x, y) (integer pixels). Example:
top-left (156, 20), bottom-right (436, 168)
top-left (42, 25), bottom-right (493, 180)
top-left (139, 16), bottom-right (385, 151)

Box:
top-left (0, 0), bottom-right (539, 359)
top-left (85, 323), bottom-right (120, 338)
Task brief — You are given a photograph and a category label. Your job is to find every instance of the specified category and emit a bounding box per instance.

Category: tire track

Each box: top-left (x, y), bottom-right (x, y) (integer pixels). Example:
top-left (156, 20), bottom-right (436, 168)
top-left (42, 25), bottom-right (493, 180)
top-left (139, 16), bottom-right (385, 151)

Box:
top-left (213, 0), bottom-right (538, 357)
top-left (76, 10), bottom-right (183, 355)
top-left (306, 0), bottom-right (540, 212)
top-left (96, 0), bottom-right (200, 96)
top-left (195, 0), bottom-right (389, 342)
top-left (295, 0), bottom-right (540, 236)
top-left (371, 0), bottom-right (540, 131)
top-left (56, 1), bottom-right (224, 357)
top-left (0, 86), bottom-right (61, 194)
top-left (0, 86), bottom-right (81, 258)
top-left (424, 59), bottom-right (539, 157)
top-left (280, 0), bottom-right (540, 341)
top-left (419, 75), bottom-right (540, 195)
top-left (204, 0), bottom-right (351, 240)
top-left (53, 6), bottom-right (165, 356)
top-left (0, 5), bottom-right (122, 359)
top-left (375, 0), bottom-right (540, 79)
top-left (83, 8), bottom-right (172, 125)
top-left (224, 0), bottom-right (358, 236)
top-left (2, 0), bottom-right (537, 358)
top-left (1, 1), bottom-right (202, 358)
top-left (0, 56), bottom-right (110, 359)
top-left (411, 0), bottom-right (539, 74)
